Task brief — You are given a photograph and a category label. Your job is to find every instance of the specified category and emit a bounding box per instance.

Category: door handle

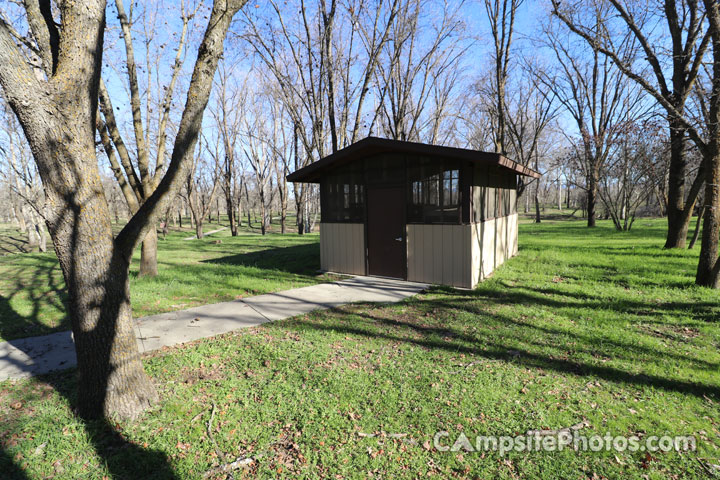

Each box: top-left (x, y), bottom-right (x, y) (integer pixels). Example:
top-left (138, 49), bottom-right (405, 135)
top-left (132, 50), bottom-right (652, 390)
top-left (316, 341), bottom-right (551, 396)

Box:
top-left (395, 237), bottom-right (403, 242)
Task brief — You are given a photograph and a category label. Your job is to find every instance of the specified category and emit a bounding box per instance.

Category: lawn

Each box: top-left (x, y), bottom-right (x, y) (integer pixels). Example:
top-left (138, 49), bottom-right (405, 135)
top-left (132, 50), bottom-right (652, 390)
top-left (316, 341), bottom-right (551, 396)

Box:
top-left (1, 218), bottom-right (719, 479)
top-left (0, 220), bottom-right (332, 342)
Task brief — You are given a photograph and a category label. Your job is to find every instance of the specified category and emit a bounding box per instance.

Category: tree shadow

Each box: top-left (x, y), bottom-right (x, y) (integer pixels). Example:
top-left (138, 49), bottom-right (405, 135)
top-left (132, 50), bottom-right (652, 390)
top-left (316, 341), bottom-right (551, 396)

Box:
top-left (0, 278), bottom-right (178, 480)
top-left (1, 368), bottom-right (178, 479)
top-left (203, 242), bottom-right (320, 276)
top-left (0, 254), bottom-right (69, 341)
top-left (436, 281), bottom-right (720, 323)
top-left (287, 303), bottom-right (720, 400)
top-left (0, 232), bottom-right (31, 255)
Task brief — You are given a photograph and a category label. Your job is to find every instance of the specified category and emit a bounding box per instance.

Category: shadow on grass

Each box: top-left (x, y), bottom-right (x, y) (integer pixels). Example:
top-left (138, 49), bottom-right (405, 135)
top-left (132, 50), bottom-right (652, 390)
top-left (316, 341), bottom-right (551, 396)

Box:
top-left (0, 232), bottom-right (30, 255)
top-left (203, 242), bottom-right (320, 276)
top-left (287, 302), bottom-right (720, 400)
top-left (436, 282), bottom-right (720, 324)
top-left (0, 255), bottom-right (69, 341)
top-left (1, 369), bottom-right (177, 479)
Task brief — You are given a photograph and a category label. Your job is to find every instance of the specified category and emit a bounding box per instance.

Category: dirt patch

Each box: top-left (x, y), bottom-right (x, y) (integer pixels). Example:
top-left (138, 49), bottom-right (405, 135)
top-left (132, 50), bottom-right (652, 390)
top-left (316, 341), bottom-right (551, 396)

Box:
top-left (637, 324), bottom-right (700, 342)
top-left (178, 363), bottom-right (226, 385)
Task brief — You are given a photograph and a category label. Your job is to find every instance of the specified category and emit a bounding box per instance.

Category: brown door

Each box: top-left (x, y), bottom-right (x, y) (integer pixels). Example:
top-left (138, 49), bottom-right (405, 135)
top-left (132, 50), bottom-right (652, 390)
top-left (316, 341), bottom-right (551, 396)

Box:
top-left (366, 186), bottom-right (406, 279)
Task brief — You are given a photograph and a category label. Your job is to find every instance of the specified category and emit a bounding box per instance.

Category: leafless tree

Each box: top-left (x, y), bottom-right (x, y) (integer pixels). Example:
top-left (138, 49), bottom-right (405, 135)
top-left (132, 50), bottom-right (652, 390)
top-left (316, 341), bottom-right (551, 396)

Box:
top-left (211, 60), bottom-right (247, 237)
top-left (536, 17), bottom-right (644, 228)
top-left (551, 0), bottom-right (711, 248)
top-left (185, 140), bottom-right (221, 240)
top-left (0, 104), bottom-right (47, 251)
top-left (504, 66), bottom-right (559, 221)
top-left (0, 0), bottom-right (247, 418)
top-left (95, 0), bottom-right (206, 276)
top-left (598, 119), bottom-right (664, 231)
top-left (373, 0), bottom-right (468, 142)
top-left (551, 0), bottom-right (720, 286)
top-left (484, 0), bottom-right (524, 154)
top-left (242, 98), bottom-right (276, 235)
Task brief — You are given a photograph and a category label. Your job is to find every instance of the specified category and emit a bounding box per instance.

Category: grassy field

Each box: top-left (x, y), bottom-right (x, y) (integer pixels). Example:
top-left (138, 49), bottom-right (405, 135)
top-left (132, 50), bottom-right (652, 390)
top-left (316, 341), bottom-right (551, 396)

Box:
top-left (1, 218), bottom-right (719, 479)
top-left (0, 219), bottom-right (332, 342)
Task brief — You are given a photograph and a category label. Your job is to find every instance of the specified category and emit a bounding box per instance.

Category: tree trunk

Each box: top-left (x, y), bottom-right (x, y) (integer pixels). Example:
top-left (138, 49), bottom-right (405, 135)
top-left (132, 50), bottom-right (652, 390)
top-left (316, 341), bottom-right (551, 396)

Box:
top-left (281, 202), bottom-right (287, 234)
top-left (71, 254), bottom-right (159, 419)
top-left (664, 120), bottom-right (691, 248)
top-left (260, 191), bottom-right (267, 235)
top-left (226, 193), bottom-right (238, 236)
top-left (696, 149), bottom-right (720, 287)
top-left (587, 172), bottom-right (598, 228)
top-left (13, 203), bottom-right (27, 233)
top-left (138, 226), bottom-right (158, 277)
top-left (196, 220), bottom-right (204, 239)
top-left (689, 205), bottom-right (705, 250)
top-left (41, 139), bottom-right (158, 420)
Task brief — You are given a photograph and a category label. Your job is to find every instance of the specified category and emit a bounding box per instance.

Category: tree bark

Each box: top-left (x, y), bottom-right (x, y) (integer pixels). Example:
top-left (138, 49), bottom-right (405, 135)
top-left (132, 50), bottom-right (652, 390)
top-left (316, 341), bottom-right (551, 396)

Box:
top-left (139, 226), bottom-right (158, 277)
top-left (226, 190), bottom-right (238, 236)
top-left (689, 205), bottom-right (705, 250)
top-left (696, 149), bottom-right (720, 287)
top-left (587, 172), bottom-right (598, 228)
top-left (664, 119), bottom-right (691, 247)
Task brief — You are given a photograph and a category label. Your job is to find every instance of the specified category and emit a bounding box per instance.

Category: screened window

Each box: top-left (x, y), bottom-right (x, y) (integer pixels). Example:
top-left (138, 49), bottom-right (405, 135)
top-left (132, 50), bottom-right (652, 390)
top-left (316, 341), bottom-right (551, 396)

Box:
top-left (471, 168), bottom-right (517, 221)
top-left (407, 161), bottom-right (461, 224)
top-left (443, 169), bottom-right (460, 206)
top-left (321, 170), bottom-right (365, 222)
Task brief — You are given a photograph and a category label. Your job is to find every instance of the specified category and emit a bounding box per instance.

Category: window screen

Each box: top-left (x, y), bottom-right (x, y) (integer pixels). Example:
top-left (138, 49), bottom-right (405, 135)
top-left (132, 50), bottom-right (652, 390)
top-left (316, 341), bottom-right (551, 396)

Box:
top-left (321, 170), bottom-right (365, 222)
top-left (472, 169), bottom-right (517, 221)
top-left (407, 160), bottom-right (461, 224)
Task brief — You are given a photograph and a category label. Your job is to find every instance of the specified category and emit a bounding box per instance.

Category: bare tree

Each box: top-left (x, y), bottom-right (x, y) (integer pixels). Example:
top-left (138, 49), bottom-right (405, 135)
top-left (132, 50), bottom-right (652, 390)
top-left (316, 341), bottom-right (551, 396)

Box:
top-left (484, 0), bottom-right (524, 154)
top-left (504, 67), bottom-right (559, 221)
top-left (242, 98), bottom-right (276, 235)
top-left (598, 119), bottom-right (663, 231)
top-left (551, 0), bottom-right (711, 248)
top-left (0, 0), bottom-right (247, 418)
top-left (536, 17), bottom-right (642, 227)
top-left (186, 141), bottom-right (222, 240)
top-left (95, 0), bottom-right (206, 277)
top-left (241, 0), bottom-right (407, 232)
top-left (553, 0), bottom-right (720, 286)
top-left (211, 60), bottom-right (247, 237)
top-left (373, 0), bottom-right (468, 142)
top-left (0, 103), bottom-right (47, 251)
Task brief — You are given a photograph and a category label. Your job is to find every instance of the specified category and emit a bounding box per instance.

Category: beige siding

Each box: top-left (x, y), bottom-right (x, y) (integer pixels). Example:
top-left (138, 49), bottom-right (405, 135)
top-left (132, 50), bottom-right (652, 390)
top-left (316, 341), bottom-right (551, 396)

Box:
top-left (319, 223), bottom-right (365, 275)
top-left (407, 224), bottom-right (472, 288)
top-left (470, 212), bottom-right (519, 288)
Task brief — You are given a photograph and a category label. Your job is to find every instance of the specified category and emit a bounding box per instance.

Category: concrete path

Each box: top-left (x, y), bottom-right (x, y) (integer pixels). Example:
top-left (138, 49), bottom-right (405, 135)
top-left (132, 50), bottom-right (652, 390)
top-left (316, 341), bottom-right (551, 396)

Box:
top-left (183, 226), bottom-right (227, 240)
top-left (0, 276), bottom-right (427, 381)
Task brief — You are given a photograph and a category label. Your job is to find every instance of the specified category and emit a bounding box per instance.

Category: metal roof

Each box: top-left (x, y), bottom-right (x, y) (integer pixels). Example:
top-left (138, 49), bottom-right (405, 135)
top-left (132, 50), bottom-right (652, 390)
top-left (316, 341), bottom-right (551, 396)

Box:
top-left (286, 136), bottom-right (541, 183)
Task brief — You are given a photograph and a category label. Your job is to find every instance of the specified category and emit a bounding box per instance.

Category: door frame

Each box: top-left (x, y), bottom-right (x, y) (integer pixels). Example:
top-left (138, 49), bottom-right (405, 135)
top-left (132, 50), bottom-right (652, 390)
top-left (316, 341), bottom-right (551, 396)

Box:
top-left (364, 184), bottom-right (407, 280)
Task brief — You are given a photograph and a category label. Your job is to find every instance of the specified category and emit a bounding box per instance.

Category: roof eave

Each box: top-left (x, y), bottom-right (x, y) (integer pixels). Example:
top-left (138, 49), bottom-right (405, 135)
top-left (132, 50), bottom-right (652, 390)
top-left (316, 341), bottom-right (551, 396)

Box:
top-left (286, 137), bottom-right (541, 182)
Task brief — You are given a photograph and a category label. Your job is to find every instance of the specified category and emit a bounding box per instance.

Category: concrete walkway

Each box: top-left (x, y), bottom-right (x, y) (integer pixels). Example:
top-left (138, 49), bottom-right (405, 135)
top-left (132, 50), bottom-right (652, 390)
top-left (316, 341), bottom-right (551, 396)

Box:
top-left (0, 276), bottom-right (427, 381)
top-left (183, 226), bottom-right (227, 240)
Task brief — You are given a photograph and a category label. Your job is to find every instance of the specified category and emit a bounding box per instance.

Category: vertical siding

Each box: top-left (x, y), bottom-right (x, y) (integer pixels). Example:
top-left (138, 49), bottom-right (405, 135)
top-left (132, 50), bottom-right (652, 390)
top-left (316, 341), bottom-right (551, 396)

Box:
top-left (319, 223), bottom-right (366, 275)
top-left (469, 213), bottom-right (519, 288)
top-left (407, 224), bottom-right (472, 288)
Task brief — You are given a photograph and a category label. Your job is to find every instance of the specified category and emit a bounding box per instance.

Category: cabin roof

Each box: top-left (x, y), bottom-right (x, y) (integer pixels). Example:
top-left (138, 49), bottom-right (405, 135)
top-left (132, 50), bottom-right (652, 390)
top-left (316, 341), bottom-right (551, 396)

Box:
top-left (286, 136), bottom-right (541, 183)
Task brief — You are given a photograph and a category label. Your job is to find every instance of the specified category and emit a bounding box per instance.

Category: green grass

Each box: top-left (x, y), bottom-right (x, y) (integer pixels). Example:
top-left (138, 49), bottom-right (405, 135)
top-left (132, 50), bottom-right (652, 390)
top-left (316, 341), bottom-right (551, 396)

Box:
top-left (0, 221), bottom-right (331, 342)
top-left (0, 224), bottom-right (32, 256)
top-left (1, 218), bottom-right (719, 479)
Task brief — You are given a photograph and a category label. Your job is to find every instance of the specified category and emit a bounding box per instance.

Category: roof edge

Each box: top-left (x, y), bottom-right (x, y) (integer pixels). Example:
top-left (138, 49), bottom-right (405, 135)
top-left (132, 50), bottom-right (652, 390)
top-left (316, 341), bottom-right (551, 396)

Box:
top-left (287, 136), bottom-right (541, 182)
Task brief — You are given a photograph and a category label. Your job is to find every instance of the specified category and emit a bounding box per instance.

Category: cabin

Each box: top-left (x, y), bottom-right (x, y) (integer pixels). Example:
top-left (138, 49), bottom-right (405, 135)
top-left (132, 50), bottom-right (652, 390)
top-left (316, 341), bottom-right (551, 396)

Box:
top-left (287, 137), bottom-right (540, 288)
